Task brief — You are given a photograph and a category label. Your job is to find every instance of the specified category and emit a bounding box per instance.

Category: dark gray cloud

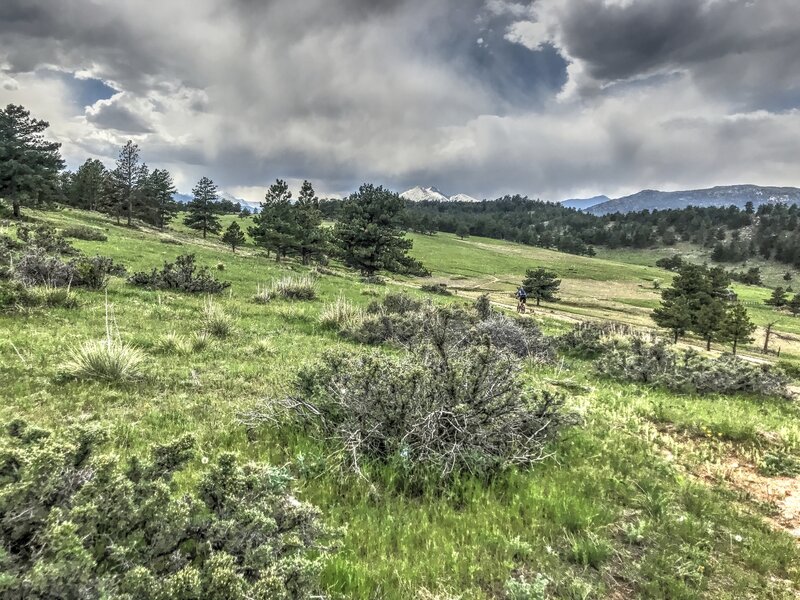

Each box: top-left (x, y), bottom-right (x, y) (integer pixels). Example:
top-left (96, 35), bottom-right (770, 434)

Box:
top-left (0, 0), bottom-right (799, 200)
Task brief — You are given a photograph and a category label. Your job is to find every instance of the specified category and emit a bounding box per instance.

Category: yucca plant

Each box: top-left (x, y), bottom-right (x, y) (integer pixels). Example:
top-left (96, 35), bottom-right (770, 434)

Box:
top-left (155, 331), bottom-right (191, 355)
top-left (201, 298), bottom-right (234, 338)
top-left (319, 296), bottom-right (362, 330)
top-left (62, 297), bottom-right (144, 382)
top-left (254, 275), bottom-right (317, 303)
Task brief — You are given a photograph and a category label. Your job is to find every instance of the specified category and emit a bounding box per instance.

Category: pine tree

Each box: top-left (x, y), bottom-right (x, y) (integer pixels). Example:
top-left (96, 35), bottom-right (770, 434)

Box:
top-left (68, 158), bottom-right (106, 211)
top-left (249, 179), bottom-right (298, 262)
top-left (456, 223), bottom-right (470, 239)
top-left (145, 168), bottom-right (178, 229)
top-left (522, 267), bottom-right (561, 306)
top-left (765, 286), bottom-right (789, 307)
top-left (295, 180), bottom-right (327, 265)
top-left (788, 294), bottom-right (800, 316)
top-left (719, 302), bottom-right (756, 355)
top-left (694, 296), bottom-right (727, 351)
top-left (106, 141), bottom-right (144, 226)
top-left (652, 294), bottom-right (693, 343)
top-left (0, 104), bottom-right (64, 218)
top-left (184, 176), bottom-right (221, 239)
top-left (332, 183), bottom-right (427, 276)
top-left (222, 221), bottom-right (246, 253)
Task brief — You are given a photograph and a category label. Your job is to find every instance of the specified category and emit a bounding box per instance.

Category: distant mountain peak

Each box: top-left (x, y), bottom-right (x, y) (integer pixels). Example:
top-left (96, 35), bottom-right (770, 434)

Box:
top-left (400, 186), bottom-right (479, 203)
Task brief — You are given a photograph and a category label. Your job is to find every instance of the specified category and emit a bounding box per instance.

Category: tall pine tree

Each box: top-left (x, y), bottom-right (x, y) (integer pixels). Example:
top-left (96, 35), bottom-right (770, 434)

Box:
top-left (184, 176), bottom-right (221, 239)
top-left (68, 158), bottom-right (106, 211)
top-left (295, 180), bottom-right (327, 265)
top-left (222, 221), bottom-right (246, 253)
top-left (106, 141), bottom-right (144, 226)
top-left (0, 104), bottom-right (64, 218)
top-left (719, 302), bottom-right (756, 356)
top-left (249, 179), bottom-right (298, 261)
top-left (145, 168), bottom-right (178, 230)
top-left (332, 183), bottom-right (427, 276)
top-left (522, 267), bottom-right (561, 306)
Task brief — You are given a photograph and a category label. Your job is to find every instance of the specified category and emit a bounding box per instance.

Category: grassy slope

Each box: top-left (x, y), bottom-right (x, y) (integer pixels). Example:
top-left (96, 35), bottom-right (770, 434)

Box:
top-left (1, 209), bottom-right (799, 599)
top-left (409, 232), bottom-right (800, 360)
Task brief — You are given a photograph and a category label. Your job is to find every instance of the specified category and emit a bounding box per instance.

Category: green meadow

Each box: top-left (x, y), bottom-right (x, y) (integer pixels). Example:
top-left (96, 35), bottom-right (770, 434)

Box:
top-left (2, 208), bottom-right (799, 598)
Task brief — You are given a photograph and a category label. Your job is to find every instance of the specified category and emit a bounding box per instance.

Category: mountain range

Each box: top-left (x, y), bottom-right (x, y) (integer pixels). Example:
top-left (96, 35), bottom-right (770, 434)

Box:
top-left (175, 191), bottom-right (261, 212)
top-left (401, 186), bottom-right (480, 203)
top-left (563, 185), bottom-right (800, 215)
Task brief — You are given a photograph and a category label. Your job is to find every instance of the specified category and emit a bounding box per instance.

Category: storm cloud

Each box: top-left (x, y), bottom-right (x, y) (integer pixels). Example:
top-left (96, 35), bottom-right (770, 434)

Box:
top-left (1, 0), bottom-right (799, 200)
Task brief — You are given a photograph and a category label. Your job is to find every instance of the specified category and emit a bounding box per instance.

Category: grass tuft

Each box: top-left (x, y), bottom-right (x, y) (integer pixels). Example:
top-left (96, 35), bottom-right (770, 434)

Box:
top-left (63, 338), bottom-right (144, 382)
top-left (254, 275), bottom-right (317, 302)
top-left (201, 299), bottom-right (234, 338)
top-left (319, 296), bottom-right (362, 330)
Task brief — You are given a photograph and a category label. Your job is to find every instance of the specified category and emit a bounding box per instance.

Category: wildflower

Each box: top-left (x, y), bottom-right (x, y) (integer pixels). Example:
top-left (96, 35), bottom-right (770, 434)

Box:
top-left (201, 456), bottom-right (209, 464)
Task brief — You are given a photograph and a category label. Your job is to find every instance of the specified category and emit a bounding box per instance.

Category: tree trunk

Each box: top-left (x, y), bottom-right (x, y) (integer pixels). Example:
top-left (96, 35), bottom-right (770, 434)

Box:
top-left (763, 323), bottom-right (773, 354)
top-left (536, 297), bottom-right (541, 306)
top-left (706, 338), bottom-right (712, 351)
top-left (732, 338), bottom-right (738, 356)
top-left (673, 330), bottom-right (679, 343)
top-left (202, 228), bottom-right (206, 239)
top-left (126, 196), bottom-right (132, 227)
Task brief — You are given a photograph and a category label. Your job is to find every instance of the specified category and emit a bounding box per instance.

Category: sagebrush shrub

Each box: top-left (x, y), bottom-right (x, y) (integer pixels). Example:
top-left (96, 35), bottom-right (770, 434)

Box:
top-left (0, 421), bottom-right (333, 599)
top-left (254, 275), bottom-right (317, 303)
top-left (474, 314), bottom-right (555, 362)
top-left (264, 319), bottom-right (572, 481)
top-left (474, 293), bottom-right (492, 320)
top-left (13, 249), bottom-right (124, 289)
top-left (558, 321), bottom-right (635, 358)
top-left (61, 225), bottom-right (107, 241)
top-left (16, 224), bottom-right (77, 255)
top-left (62, 338), bottom-right (145, 381)
top-left (128, 254), bottom-right (230, 293)
top-left (420, 282), bottom-right (452, 296)
top-left (596, 337), bottom-right (791, 398)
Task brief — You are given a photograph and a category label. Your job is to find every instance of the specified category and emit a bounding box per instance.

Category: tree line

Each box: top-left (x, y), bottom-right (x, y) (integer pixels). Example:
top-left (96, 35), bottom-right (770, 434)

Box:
top-left (0, 104), bottom-right (426, 277)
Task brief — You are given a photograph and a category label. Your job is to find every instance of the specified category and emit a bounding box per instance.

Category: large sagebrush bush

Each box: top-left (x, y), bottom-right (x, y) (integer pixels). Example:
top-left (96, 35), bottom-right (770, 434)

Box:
top-left (0, 421), bottom-right (333, 600)
top-left (260, 318), bottom-right (572, 481)
top-left (13, 250), bottom-right (125, 290)
top-left (596, 336), bottom-right (791, 398)
top-left (128, 254), bottom-right (230, 293)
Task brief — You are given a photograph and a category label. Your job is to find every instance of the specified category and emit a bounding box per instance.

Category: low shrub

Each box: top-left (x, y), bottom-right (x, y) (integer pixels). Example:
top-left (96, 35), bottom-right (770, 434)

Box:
top-left (128, 254), bottom-right (230, 293)
top-left (558, 321), bottom-right (635, 358)
top-left (367, 292), bottom-right (423, 315)
top-left (505, 574), bottom-right (550, 600)
top-left (360, 275), bottom-right (385, 286)
top-left (0, 421), bottom-right (333, 599)
top-left (62, 338), bottom-right (145, 382)
top-left (16, 224), bottom-right (77, 255)
top-left (159, 237), bottom-right (183, 245)
top-left (254, 275), bottom-right (318, 303)
top-left (319, 296), bottom-right (362, 330)
top-left (596, 337), bottom-right (791, 398)
top-left (13, 250), bottom-right (125, 290)
top-left (420, 282), bottom-right (452, 296)
top-left (474, 314), bottom-right (555, 363)
top-left (201, 299), bottom-right (235, 338)
top-left (475, 293), bottom-right (493, 320)
top-left (61, 225), bottom-right (107, 241)
top-left (262, 318), bottom-right (572, 481)
top-left (0, 281), bottom-right (78, 311)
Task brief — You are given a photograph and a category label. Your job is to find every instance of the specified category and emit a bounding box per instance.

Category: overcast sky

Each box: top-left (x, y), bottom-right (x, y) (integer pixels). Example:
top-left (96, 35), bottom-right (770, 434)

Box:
top-left (2, 0), bottom-right (799, 202)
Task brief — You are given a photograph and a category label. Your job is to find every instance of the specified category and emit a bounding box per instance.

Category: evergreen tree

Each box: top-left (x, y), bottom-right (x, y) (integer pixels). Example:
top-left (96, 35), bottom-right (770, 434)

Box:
top-left (652, 294), bottom-right (693, 343)
top-left (0, 104), bottom-right (64, 218)
top-left (788, 294), bottom-right (800, 316)
top-left (332, 183), bottom-right (427, 276)
top-left (694, 298), bottom-right (727, 351)
top-left (456, 223), bottom-right (470, 239)
top-left (184, 176), bottom-right (222, 238)
top-left (765, 286), bottom-right (789, 307)
top-left (106, 141), bottom-right (144, 226)
top-left (719, 302), bottom-right (756, 355)
top-left (222, 221), bottom-right (246, 253)
top-left (249, 179), bottom-right (298, 262)
top-left (522, 267), bottom-right (561, 306)
top-left (145, 168), bottom-right (178, 229)
top-left (295, 180), bottom-right (327, 265)
top-left (784, 271), bottom-right (793, 282)
top-left (68, 158), bottom-right (106, 211)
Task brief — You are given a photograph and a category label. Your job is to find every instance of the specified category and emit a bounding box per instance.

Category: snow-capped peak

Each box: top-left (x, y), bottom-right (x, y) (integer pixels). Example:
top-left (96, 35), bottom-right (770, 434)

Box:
top-left (400, 186), bottom-right (480, 203)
